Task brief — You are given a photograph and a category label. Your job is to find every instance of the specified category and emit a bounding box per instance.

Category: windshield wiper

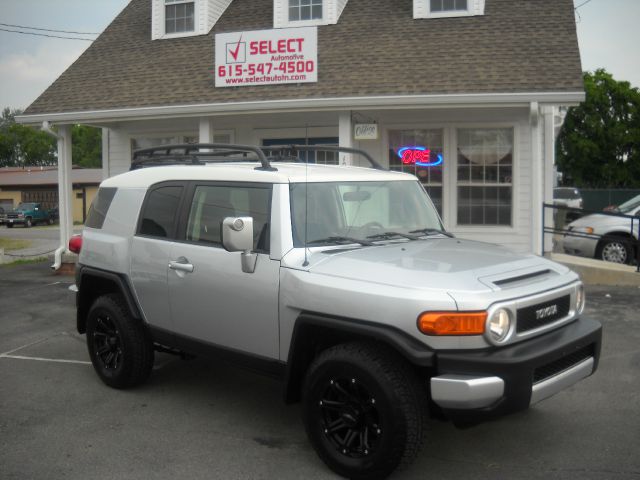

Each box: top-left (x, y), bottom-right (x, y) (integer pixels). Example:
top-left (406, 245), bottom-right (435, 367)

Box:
top-left (307, 236), bottom-right (375, 246)
top-left (366, 231), bottom-right (420, 241)
top-left (408, 228), bottom-right (455, 238)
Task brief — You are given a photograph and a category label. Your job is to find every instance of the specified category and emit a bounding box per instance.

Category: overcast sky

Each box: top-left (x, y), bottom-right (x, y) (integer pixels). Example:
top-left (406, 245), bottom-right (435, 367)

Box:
top-left (0, 0), bottom-right (638, 111)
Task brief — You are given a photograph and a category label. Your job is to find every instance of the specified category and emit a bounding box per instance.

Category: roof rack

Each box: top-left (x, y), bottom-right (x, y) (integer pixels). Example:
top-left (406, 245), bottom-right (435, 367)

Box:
top-left (131, 143), bottom-right (274, 171)
top-left (130, 143), bottom-right (385, 171)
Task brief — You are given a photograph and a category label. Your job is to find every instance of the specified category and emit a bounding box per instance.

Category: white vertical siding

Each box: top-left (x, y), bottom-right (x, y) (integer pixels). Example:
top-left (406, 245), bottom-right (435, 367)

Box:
top-left (106, 129), bottom-right (133, 177)
top-left (206, 0), bottom-right (234, 32)
top-left (151, 0), bottom-right (163, 40)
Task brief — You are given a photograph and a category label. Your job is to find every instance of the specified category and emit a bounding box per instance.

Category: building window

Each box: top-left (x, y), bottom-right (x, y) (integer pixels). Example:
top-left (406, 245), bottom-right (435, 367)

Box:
top-left (388, 129), bottom-right (444, 217)
top-left (262, 137), bottom-right (339, 165)
top-left (456, 128), bottom-right (513, 226)
top-left (289, 0), bottom-right (323, 22)
top-left (165, 0), bottom-right (195, 34)
top-left (430, 0), bottom-right (468, 12)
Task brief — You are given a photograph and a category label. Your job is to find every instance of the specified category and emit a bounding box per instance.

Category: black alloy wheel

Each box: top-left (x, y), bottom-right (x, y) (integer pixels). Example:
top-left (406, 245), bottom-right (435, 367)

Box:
top-left (303, 342), bottom-right (426, 480)
top-left (318, 377), bottom-right (383, 459)
top-left (93, 314), bottom-right (123, 371)
top-left (86, 294), bottom-right (154, 389)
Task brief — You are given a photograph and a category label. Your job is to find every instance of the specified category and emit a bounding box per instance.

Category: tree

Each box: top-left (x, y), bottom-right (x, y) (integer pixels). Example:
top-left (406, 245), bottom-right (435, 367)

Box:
top-left (556, 69), bottom-right (640, 188)
top-left (72, 125), bottom-right (102, 168)
top-left (0, 110), bottom-right (102, 168)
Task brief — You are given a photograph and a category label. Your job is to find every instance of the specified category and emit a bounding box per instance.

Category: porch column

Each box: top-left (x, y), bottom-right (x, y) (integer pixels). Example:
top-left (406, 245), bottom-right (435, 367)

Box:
top-left (101, 127), bottom-right (110, 179)
top-left (199, 117), bottom-right (214, 143)
top-left (57, 124), bottom-right (74, 254)
top-left (542, 106), bottom-right (556, 254)
top-left (530, 102), bottom-right (543, 255)
top-left (338, 111), bottom-right (352, 165)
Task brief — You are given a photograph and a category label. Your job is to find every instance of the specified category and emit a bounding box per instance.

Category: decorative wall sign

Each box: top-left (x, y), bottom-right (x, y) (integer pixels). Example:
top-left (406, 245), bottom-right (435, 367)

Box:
top-left (354, 124), bottom-right (378, 140)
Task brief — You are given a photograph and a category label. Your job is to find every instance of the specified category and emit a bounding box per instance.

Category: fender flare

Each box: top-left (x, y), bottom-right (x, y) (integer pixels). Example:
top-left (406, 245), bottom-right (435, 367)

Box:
top-left (76, 266), bottom-right (143, 333)
top-left (283, 312), bottom-right (435, 403)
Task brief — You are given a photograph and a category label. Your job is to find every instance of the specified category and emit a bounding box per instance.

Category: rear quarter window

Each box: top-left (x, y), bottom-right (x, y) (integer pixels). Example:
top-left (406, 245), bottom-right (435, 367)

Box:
top-left (85, 187), bottom-right (117, 229)
top-left (137, 185), bottom-right (183, 239)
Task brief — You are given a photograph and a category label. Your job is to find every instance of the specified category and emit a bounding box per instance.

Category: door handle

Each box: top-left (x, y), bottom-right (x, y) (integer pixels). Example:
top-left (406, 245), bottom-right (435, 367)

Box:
top-left (169, 257), bottom-right (194, 273)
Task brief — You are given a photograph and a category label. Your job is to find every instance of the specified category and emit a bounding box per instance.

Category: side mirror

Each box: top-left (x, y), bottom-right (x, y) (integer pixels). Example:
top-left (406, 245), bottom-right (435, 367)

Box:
top-left (34, 207), bottom-right (39, 211)
top-left (222, 217), bottom-right (257, 273)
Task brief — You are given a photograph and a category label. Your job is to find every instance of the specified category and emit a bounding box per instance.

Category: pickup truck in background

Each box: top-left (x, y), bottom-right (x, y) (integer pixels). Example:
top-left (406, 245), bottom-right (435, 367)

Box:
top-left (5, 202), bottom-right (54, 228)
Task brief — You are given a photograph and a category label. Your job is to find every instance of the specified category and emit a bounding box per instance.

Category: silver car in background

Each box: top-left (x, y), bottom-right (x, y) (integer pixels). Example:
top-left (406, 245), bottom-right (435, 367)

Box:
top-left (563, 194), bottom-right (640, 264)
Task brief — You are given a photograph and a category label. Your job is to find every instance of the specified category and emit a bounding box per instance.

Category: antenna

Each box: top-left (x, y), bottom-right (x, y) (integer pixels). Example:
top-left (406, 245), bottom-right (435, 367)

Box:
top-left (302, 124), bottom-right (310, 267)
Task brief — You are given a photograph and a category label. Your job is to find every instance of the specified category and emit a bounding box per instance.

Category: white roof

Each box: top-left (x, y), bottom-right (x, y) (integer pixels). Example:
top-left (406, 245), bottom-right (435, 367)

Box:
top-left (101, 162), bottom-right (415, 188)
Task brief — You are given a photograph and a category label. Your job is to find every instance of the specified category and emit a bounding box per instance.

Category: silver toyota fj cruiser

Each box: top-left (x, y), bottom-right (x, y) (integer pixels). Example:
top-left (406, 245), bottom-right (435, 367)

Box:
top-left (73, 144), bottom-right (602, 479)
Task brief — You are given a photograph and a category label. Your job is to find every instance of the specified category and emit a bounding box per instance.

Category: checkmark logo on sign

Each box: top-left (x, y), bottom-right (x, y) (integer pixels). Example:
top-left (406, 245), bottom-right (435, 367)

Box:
top-left (227, 34), bottom-right (245, 63)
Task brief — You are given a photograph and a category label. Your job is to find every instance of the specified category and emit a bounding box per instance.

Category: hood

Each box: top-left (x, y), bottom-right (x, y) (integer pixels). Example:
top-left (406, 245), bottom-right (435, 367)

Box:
top-left (569, 213), bottom-right (638, 233)
top-left (287, 238), bottom-right (570, 294)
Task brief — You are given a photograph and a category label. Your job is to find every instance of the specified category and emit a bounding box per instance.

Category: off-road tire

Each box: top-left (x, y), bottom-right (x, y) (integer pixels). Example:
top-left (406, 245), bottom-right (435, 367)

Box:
top-left (25, 218), bottom-right (32, 228)
top-left (7, 223), bottom-right (13, 228)
top-left (302, 342), bottom-right (427, 480)
top-left (86, 294), bottom-right (154, 389)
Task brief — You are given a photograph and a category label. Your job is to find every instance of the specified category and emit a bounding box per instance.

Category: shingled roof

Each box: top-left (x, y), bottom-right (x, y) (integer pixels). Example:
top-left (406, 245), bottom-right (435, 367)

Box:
top-left (23, 0), bottom-right (583, 116)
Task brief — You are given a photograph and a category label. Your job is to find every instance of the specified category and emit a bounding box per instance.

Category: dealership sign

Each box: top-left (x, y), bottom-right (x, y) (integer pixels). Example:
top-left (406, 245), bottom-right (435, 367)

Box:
top-left (215, 27), bottom-right (318, 88)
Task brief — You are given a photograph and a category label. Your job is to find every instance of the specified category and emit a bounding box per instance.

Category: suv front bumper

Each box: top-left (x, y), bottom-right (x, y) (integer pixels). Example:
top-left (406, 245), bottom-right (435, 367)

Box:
top-left (430, 316), bottom-right (601, 422)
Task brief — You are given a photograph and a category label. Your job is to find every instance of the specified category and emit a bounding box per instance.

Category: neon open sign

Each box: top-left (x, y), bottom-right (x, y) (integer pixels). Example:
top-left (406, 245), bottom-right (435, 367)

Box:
top-left (397, 146), bottom-right (443, 167)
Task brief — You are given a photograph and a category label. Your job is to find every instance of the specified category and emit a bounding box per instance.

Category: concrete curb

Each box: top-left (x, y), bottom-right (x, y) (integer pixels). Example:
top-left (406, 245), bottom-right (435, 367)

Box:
top-left (548, 253), bottom-right (640, 286)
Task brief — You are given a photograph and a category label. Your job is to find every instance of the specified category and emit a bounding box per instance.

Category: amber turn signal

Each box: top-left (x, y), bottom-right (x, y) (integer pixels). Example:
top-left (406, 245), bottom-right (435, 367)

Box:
top-left (417, 311), bottom-right (487, 336)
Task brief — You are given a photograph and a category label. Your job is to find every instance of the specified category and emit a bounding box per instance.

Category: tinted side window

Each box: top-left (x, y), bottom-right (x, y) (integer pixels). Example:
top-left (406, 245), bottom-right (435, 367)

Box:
top-left (185, 185), bottom-right (271, 252)
top-left (85, 187), bottom-right (117, 229)
top-left (138, 186), bottom-right (183, 238)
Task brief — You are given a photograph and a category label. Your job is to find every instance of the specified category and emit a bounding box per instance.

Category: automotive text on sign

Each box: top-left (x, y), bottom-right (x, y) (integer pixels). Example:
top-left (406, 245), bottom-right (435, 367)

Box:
top-left (215, 27), bottom-right (318, 88)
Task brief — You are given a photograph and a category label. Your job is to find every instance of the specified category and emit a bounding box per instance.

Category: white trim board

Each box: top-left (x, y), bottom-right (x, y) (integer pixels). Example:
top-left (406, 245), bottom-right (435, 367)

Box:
top-left (17, 91), bottom-right (585, 126)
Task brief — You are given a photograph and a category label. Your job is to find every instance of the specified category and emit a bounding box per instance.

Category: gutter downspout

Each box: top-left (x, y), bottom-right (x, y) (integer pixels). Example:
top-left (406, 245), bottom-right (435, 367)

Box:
top-left (41, 121), bottom-right (68, 270)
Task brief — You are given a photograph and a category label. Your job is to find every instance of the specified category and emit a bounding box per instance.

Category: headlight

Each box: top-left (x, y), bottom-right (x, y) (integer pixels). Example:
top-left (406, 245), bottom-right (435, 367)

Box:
top-left (488, 308), bottom-right (512, 343)
top-left (576, 284), bottom-right (586, 314)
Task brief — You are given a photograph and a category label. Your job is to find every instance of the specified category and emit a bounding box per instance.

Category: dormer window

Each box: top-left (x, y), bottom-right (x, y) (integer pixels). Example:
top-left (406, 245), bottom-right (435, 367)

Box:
top-left (274, 0), bottom-right (346, 28)
top-left (152, 0), bottom-right (233, 40)
top-left (165, 0), bottom-right (195, 34)
top-left (430, 0), bottom-right (467, 13)
top-left (289, 0), bottom-right (323, 22)
top-left (413, 0), bottom-right (484, 19)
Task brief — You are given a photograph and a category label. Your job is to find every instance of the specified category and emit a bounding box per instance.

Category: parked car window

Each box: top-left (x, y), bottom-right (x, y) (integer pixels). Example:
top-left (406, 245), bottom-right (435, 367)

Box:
top-left (86, 188), bottom-right (117, 229)
top-left (553, 188), bottom-right (581, 200)
top-left (138, 186), bottom-right (183, 238)
top-left (615, 194), bottom-right (640, 214)
top-left (185, 185), bottom-right (271, 252)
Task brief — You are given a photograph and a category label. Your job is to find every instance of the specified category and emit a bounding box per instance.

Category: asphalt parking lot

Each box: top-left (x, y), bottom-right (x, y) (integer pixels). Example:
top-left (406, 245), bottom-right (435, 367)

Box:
top-left (1, 262), bottom-right (639, 480)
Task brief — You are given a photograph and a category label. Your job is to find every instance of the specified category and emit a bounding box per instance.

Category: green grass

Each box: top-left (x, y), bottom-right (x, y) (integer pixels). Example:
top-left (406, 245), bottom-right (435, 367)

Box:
top-left (0, 257), bottom-right (48, 267)
top-left (0, 238), bottom-right (33, 251)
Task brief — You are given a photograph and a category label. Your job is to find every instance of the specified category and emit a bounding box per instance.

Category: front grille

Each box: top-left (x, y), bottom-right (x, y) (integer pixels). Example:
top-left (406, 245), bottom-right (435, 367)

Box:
top-left (516, 295), bottom-right (571, 333)
top-left (533, 344), bottom-right (594, 383)
top-left (7, 213), bottom-right (19, 219)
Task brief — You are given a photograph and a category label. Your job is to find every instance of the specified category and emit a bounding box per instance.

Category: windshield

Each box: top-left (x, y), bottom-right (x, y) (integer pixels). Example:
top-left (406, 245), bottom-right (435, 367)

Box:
top-left (616, 194), bottom-right (640, 214)
top-left (17, 203), bottom-right (36, 211)
top-left (290, 180), bottom-right (444, 247)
